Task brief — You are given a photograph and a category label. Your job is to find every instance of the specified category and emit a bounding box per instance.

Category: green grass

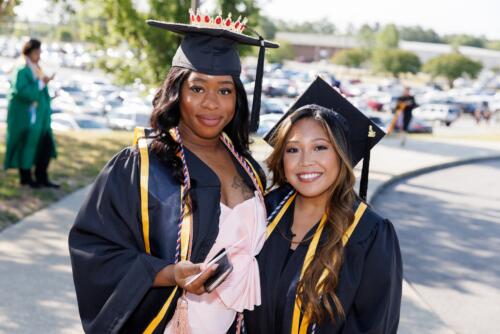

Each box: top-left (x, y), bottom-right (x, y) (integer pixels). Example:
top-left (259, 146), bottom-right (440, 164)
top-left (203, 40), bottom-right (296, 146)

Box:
top-left (0, 128), bottom-right (132, 230)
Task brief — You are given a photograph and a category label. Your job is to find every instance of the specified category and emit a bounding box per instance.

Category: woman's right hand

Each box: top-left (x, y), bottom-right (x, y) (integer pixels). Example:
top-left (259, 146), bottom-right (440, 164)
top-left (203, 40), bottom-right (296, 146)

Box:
top-left (153, 260), bottom-right (218, 295)
top-left (174, 260), bottom-right (218, 295)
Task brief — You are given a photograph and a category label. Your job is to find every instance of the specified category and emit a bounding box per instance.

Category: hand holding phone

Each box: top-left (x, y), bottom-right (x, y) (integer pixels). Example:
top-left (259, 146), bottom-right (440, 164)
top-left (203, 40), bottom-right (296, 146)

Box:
top-left (185, 237), bottom-right (246, 293)
top-left (173, 261), bottom-right (218, 295)
top-left (203, 249), bottom-right (233, 293)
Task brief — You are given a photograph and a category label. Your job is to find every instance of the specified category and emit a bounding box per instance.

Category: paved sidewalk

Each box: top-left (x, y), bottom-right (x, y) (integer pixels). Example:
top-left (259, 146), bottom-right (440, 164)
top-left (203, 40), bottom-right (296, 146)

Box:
top-left (1, 135), bottom-right (499, 333)
top-left (0, 187), bottom-right (87, 334)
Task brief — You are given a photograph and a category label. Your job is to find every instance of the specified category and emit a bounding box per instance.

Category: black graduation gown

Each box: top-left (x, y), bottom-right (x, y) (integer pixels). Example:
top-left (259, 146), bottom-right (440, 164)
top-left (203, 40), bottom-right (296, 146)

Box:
top-left (245, 186), bottom-right (403, 334)
top-left (68, 143), bottom-right (264, 334)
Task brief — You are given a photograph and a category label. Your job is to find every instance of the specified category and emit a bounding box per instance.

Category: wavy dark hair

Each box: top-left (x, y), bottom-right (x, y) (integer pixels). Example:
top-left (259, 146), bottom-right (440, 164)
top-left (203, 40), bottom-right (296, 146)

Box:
top-left (149, 66), bottom-right (252, 184)
top-left (266, 104), bottom-right (356, 324)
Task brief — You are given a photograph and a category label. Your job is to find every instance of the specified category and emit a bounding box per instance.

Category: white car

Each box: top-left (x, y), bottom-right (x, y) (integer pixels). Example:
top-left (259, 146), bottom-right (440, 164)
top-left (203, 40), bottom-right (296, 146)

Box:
top-left (256, 113), bottom-right (284, 136)
top-left (106, 106), bottom-right (151, 131)
top-left (412, 103), bottom-right (461, 126)
top-left (51, 113), bottom-right (110, 132)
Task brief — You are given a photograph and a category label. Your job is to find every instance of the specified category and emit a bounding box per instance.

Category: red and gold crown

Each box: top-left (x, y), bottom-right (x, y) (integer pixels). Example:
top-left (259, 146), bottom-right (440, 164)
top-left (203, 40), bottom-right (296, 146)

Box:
top-left (189, 9), bottom-right (248, 34)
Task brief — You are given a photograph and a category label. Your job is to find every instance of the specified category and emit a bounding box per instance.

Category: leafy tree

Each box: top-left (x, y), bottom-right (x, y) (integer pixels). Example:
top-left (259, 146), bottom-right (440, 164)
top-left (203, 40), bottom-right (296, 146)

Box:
top-left (372, 49), bottom-right (421, 77)
top-left (331, 48), bottom-right (370, 68)
top-left (356, 23), bottom-right (379, 49)
top-left (54, 26), bottom-right (74, 41)
top-left (376, 24), bottom-right (399, 49)
top-left (398, 25), bottom-right (443, 43)
top-left (423, 53), bottom-right (483, 87)
top-left (275, 18), bottom-right (336, 34)
top-left (59, 0), bottom-right (259, 85)
top-left (486, 40), bottom-right (500, 51)
top-left (258, 15), bottom-right (277, 40)
top-left (444, 34), bottom-right (487, 48)
top-left (0, 0), bottom-right (20, 18)
top-left (266, 40), bottom-right (294, 64)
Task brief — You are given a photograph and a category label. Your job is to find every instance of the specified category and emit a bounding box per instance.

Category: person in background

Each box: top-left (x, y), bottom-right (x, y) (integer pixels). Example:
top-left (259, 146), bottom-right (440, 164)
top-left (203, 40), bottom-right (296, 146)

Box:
top-left (4, 38), bottom-right (58, 188)
top-left (396, 86), bottom-right (417, 146)
top-left (474, 101), bottom-right (492, 124)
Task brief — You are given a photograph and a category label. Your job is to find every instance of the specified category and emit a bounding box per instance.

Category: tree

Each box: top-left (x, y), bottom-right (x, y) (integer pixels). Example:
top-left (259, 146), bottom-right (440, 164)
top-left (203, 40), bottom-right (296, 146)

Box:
top-left (266, 40), bottom-right (294, 64)
top-left (258, 15), bottom-right (277, 40)
top-left (0, 0), bottom-right (20, 18)
top-left (423, 53), bottom-right (483, 87)
top-left (331, 48), bottom-right (370, 68)
top-left (444, 34), bottom-right (487, 48)
top-left (486, 40), bottom-right (500, 51)
top-left (64, 0), bottom-right (259, 85)
top-left (275, 18), bottom-right (336, 35)
top-left (356, 23), bottom-right (379, 50)
top-left (376, 24), bottom-right (399, 49)
top-left (398, 26), bottom-right (443, 43)
top-left (372, 49), bottom-right (421, 77)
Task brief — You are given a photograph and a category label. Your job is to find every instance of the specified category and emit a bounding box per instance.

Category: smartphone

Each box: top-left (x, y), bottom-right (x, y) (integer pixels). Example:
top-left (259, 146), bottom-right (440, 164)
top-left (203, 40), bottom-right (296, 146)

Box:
top-left (203, 248), bottom-right (233, 293)
top-left (184, 237), bottom-right (245, 290)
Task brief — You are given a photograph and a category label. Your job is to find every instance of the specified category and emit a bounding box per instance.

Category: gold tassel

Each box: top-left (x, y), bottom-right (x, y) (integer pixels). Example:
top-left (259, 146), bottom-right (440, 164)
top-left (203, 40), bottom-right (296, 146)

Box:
top-left (171, 296), bottom-right (190, 334)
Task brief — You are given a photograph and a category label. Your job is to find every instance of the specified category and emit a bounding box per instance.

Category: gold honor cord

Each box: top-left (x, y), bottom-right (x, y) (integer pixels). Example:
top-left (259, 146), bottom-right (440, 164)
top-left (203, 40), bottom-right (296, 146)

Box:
top-left (139, 128), bottom-right (262, 333)
top-left (291, 214), bottom-right (328, 334)
top-left (135, 127), bottom-right (193, 334)
top-left (244, 158), bottom-right (264, 193)
top-left (143, 185), bottom-right (192, 334)
top-left (135, 127), bottom-right (151, 255)
top-left (296, 202), bottom-right (368, 334)
top-left (264, 190), bottom-right (368, 334)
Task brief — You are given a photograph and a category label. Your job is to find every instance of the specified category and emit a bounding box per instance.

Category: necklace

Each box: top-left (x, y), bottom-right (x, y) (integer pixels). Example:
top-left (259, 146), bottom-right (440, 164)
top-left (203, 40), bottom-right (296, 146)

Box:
top-left (278, 227), bottom-right (315, 245)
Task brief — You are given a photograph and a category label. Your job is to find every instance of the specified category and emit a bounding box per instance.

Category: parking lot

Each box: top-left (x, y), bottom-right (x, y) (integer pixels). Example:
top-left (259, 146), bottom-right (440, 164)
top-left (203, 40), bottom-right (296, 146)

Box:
top-left (1, 36), bottom-right (500, 137)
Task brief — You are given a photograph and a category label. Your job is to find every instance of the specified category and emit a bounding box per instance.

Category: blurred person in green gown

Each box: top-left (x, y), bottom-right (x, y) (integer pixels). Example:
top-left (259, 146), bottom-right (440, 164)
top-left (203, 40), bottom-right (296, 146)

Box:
top-left (3, 38), bottom-right (58, 188)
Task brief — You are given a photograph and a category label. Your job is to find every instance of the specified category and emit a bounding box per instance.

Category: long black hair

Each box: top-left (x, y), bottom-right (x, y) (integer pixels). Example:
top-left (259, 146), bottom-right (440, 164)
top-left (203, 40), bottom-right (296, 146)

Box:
top-left (150, 66), bottom-right (251, 184)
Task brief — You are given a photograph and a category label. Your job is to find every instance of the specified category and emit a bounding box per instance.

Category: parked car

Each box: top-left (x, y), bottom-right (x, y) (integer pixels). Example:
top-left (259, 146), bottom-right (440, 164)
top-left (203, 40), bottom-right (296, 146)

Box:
top-left (366, 112), bottom-right (433, 134)
top-left (106, 108), bottom-right (151, 131)
top-left (256, 113), bottom-right (283, 136)
top-left (51, 113), bottom-right (110, 132)
top-left (260, 98), bottom-right (288, 115)
top-left (406, 117), bottom-right (433, 134)
top-left (412, 103), bottom-right (461, 126)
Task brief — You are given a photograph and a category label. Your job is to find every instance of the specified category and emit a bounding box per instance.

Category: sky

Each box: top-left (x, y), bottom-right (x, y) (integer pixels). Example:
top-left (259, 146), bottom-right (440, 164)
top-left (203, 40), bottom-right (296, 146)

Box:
top-left (13, 0), bottom-right (500, 40)
top-left (260, 0), bottom-right (500, 39)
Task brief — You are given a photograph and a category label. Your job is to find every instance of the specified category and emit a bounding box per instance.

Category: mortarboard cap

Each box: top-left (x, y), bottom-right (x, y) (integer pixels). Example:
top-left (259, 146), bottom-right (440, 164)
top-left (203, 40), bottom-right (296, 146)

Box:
top-left (147, 10), bottom-right (278, 132)
top-left (264, 76), bottom-right (385, 200)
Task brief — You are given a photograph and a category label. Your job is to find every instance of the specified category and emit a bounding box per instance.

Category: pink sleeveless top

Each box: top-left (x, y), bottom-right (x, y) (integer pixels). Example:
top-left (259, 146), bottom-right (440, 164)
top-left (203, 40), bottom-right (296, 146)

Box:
top-left (165, 191), bottom-right (267, 334)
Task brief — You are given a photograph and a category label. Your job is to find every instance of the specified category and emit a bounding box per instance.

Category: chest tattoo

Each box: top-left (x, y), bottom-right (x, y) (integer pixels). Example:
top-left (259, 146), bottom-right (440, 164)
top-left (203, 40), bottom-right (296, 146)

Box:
top-left (231, 175), bottom-right (254, 200)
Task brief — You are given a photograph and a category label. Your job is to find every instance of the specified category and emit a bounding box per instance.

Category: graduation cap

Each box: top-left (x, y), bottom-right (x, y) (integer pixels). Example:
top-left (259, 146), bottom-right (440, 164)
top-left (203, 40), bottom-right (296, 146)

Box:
top-left (147, 9), bottom-right (279, 132)
top-left (264, 76), bottom-right (385, 200)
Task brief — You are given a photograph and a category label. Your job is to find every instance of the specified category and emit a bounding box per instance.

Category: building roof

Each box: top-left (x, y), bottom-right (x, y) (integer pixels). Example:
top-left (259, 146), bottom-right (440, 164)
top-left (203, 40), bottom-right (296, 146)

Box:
top-left (275, 32), bottom-right (500, 68)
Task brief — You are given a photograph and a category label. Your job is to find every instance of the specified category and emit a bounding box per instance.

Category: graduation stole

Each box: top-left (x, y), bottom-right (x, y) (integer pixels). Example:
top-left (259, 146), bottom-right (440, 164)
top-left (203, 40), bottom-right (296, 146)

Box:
top-left (133, 127), bottom-right (264, 333)
top-left (265, 190), bottom-right (367, 334)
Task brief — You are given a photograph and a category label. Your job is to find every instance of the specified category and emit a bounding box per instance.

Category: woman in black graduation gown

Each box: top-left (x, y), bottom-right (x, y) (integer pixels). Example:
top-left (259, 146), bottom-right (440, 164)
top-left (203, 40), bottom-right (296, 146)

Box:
top-left (244, 78), bottom-right (403, 334)
top-left (68, 11), bottom-right (277, 334)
